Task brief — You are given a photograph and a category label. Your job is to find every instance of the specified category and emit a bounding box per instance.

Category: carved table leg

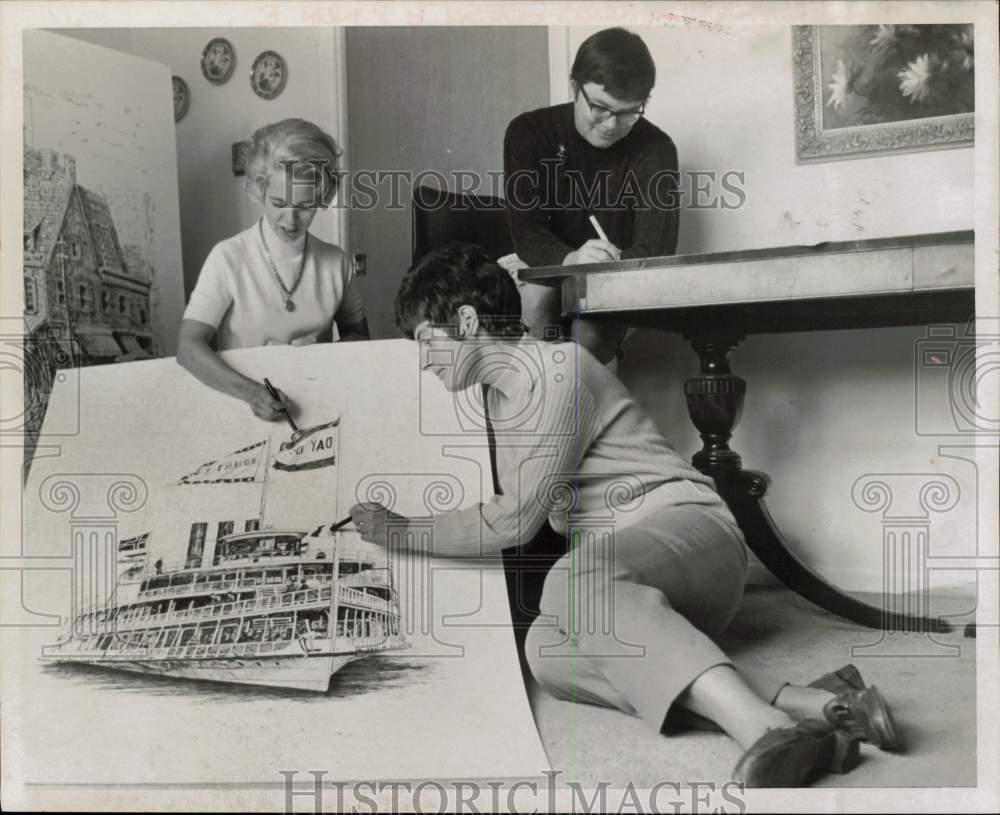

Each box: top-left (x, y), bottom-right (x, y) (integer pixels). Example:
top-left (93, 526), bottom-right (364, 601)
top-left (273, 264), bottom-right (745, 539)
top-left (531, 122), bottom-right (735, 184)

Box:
top-left (684, 333), bottom-right (951, 633)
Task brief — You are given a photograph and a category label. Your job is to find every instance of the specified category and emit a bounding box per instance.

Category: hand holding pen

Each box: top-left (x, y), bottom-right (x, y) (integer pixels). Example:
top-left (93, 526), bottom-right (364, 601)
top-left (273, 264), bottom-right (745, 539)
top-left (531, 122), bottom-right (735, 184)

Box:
top-left (329, 516), bottom-right (354, 533)
top-left (248, 377), bottom-right (297, 427)
top-left (563, 214), bottom-right (621, 266)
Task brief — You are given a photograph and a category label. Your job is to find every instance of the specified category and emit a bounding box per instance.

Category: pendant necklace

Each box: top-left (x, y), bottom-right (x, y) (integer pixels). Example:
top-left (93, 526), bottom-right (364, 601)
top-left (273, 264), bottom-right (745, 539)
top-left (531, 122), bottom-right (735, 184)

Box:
top-left (258, 219), bottom-right (307, 312)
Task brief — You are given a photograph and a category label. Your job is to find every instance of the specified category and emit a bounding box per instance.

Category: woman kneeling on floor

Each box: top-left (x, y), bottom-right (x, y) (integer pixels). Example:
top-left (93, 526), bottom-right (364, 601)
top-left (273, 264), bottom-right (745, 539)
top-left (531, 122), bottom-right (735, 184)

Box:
top-left (350, 242), bottom-right (902, 788)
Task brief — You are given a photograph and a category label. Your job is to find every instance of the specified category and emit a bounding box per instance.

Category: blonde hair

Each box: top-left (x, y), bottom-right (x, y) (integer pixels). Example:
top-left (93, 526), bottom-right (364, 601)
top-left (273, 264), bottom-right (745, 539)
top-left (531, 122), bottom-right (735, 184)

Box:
top-left (244, 118), bottom-right (342, 206)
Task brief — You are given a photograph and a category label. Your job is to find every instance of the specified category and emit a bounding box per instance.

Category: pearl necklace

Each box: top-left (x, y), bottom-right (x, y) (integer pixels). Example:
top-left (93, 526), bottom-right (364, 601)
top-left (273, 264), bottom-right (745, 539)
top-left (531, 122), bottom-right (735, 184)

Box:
top-left (258, 219), bottom-right (307, 312)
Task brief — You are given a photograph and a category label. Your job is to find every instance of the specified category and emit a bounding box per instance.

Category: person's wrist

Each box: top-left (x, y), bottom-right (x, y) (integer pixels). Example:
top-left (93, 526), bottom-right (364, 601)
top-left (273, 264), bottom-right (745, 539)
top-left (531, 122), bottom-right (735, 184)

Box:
top-left (234, 376), bottom-right (262, 403)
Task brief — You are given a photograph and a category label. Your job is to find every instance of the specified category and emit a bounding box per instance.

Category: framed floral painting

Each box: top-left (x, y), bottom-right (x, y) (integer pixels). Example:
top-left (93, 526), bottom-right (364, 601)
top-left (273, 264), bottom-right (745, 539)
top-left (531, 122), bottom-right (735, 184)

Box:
top-left (792, 24), bottom-right (974, 163)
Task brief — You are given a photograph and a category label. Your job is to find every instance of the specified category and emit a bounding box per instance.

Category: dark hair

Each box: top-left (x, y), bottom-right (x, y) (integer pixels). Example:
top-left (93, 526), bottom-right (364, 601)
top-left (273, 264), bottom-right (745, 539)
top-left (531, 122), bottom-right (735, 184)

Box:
top-left (570, 27), bottom-right (655, 102)
top-left (394, 243), bottom-right (525, 339)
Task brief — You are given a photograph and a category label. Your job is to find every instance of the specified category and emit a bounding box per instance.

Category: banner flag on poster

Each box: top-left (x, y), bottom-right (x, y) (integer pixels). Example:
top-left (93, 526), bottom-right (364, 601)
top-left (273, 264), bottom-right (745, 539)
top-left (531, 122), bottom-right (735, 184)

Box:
top-left (272, 419), bottom-right (339, 472)
top-left (177, 440), bottom-right (268, 485)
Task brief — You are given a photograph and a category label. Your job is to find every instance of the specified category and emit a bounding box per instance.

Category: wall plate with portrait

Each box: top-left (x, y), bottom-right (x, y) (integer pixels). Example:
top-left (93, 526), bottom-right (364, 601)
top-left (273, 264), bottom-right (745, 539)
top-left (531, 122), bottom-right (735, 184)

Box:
top-left (250, 50), bottom-right (288, 100)
top-left (172, 75), bottom-right (190, 122)
top-left (201, 37), bottom-right (236, 85)
top-left (792, 24), bottom-right (975, 163)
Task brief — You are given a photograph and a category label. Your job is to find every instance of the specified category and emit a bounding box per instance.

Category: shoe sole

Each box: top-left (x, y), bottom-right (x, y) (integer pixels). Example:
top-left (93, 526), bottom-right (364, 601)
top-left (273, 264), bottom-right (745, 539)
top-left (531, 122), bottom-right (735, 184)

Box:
top-left (825, 685), bottom-right (904, 752)
top-left (734, 724), bottom-right (860, 788)
top-left (818, 728), bottom-right (861, 774)
top-left (863, 685), bottom-right (903, 751)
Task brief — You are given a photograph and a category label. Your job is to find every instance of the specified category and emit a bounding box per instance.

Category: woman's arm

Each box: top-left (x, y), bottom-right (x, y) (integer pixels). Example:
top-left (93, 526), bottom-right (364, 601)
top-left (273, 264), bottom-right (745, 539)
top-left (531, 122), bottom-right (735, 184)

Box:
top-left (332, 264), bottom-right (368, 342)
top-left (336, 317), bottom-right (369, 342)
top-left (176, 318), bottom-right (289, 421)
top-left (352, 355), bottom-right (601, 557)
top-left (426, 386), bottom-right (595, 556)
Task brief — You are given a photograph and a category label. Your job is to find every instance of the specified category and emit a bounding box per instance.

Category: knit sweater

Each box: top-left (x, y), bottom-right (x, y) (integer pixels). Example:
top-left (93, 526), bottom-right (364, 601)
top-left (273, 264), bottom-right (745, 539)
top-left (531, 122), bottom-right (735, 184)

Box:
top-left (427, 340), bottom-right (725, 556)
top-left (503, 102), bottom-right (680, 267)
top-left (184, 219), bottom-right (364, 350)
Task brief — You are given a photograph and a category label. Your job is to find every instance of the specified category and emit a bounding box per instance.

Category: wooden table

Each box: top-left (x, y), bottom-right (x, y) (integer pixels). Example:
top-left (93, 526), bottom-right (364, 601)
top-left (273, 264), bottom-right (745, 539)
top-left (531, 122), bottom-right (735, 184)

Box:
top-left (520, 230), bottom-right (975, 632)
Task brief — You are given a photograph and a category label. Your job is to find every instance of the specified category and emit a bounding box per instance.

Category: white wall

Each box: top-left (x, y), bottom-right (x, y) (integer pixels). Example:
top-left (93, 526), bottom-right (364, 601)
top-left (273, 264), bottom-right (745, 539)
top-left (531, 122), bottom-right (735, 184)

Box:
top-left (345, 27), bottom-right (551, 340)
top-left (558, 25), bottom-right (978, 591)
top-left (52, 28), bottom-right (346, 299)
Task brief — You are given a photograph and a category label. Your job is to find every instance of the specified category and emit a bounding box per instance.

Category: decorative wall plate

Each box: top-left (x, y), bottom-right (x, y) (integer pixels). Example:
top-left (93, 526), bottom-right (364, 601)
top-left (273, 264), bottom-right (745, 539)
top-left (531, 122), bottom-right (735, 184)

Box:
top-left (250, 50), bottom-right (287, 100)
top-left (172, 76), bottom-right (190, 122)
top-left (201, 37), bottom-right (236, 85)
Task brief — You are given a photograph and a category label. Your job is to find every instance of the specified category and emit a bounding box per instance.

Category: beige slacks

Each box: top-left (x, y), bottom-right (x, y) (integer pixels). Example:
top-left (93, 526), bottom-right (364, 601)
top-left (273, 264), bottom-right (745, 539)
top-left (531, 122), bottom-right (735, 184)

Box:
top-left (524, 503), bottom-right (786, 730)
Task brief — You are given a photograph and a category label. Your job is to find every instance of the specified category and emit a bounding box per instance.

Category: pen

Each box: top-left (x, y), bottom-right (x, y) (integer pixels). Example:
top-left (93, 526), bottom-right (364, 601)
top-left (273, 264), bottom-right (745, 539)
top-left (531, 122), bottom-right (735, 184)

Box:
top-left (588, 214), bottom-right (610, 243)
top-left (329, 515), bottom-right (354, 533)
top-left (262, 377), bottom-right (299, 432)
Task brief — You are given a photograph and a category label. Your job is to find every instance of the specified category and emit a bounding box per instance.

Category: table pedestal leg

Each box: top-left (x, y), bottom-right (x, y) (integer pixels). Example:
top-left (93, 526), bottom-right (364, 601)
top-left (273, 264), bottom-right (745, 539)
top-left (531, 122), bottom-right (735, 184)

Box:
top-left (683, 334), bottom-right (951, 633)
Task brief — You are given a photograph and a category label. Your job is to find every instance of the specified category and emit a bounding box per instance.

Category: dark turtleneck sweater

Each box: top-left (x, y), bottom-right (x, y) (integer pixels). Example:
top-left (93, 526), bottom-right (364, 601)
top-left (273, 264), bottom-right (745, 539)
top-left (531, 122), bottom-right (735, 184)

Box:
top-left (503, 102), bottom-right (679, 267)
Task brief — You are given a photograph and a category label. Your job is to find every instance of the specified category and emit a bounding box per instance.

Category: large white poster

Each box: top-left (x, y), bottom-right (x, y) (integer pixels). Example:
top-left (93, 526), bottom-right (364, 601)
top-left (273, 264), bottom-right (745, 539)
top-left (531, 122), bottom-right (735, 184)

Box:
top-left (7, 339), bottom-right (549, 791)
top-left (22, 30), bottom-right (186, 462)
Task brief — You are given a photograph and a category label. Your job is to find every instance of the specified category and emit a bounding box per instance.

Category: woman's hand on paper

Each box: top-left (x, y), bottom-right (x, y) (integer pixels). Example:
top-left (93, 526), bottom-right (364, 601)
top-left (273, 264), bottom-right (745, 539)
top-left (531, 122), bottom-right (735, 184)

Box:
top-left (244, 381), bottom-right (291, 422)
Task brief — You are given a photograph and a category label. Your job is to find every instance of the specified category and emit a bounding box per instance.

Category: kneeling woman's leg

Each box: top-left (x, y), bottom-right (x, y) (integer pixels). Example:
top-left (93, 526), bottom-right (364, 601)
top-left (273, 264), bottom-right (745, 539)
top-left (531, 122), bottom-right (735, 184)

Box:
top-left (525, 504), bottom-right (753, 728)
top-left (524, 503), bottom-right (863, 786)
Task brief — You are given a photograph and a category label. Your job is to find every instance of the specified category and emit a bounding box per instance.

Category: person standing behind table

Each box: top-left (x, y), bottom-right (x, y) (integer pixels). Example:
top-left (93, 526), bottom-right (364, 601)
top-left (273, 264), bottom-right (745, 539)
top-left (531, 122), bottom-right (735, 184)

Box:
top-left (177, 118), bottom-right (369, 421)
top-left (504, 27), bottom-right (679, 366)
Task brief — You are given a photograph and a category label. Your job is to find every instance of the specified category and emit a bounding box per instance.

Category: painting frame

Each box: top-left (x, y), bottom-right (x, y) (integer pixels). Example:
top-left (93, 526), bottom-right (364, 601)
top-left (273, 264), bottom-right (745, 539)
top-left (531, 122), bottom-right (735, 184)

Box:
top-left (792, 25), bottom-right (975, 164)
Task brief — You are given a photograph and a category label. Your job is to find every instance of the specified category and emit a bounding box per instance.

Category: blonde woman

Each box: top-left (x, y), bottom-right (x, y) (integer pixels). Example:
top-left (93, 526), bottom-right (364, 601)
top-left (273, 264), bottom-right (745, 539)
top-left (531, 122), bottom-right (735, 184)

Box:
top-left (178, 118), bottom-right (367, 420)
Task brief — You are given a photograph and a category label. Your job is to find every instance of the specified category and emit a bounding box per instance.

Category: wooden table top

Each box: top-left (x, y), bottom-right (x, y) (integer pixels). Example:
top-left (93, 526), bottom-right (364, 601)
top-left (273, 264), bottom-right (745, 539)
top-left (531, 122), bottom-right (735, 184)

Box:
top-left (518, 230), bottom-right (974, 335)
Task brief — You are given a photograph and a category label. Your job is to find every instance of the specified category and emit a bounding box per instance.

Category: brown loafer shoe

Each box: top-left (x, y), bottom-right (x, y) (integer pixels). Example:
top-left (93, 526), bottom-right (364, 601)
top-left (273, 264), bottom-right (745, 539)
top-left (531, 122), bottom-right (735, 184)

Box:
top-left (733, 719), bottom-right (861, 788)
top-left (808, 663), bottom-right (867, 695)
top-left (823, 685), bottom-right (903, 752)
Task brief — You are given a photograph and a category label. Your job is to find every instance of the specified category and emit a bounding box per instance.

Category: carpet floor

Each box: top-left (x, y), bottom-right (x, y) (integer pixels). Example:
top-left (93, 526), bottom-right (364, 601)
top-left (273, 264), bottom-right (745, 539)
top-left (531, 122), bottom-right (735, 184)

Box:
top-left (526, 584), bottom-right (977, 789)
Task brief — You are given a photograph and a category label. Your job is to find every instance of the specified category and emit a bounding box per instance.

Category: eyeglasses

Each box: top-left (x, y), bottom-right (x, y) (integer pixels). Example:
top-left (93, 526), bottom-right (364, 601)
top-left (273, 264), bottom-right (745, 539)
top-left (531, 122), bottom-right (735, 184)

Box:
top-left (578, 86), bottom-right (645, 125)
top-left (414, 323), bottom-right (459, 344)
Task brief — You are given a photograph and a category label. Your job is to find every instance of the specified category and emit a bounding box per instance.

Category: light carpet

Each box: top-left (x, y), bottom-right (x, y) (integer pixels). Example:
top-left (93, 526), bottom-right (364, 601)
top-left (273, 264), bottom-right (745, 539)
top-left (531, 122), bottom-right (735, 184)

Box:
top-left (526, 585), bottom-right (977, 789)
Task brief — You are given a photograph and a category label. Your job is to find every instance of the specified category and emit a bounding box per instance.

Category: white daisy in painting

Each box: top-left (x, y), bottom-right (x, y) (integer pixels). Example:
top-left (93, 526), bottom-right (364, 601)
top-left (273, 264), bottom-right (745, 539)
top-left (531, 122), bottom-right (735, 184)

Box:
top-left (952, 27), bottom-right (974, 71)
top-left (826, 59), bottom-right (852, 110)
top-left (869, 25), bottom-right (896, 51)
top-left (898, 53), bottom-right (940, 104)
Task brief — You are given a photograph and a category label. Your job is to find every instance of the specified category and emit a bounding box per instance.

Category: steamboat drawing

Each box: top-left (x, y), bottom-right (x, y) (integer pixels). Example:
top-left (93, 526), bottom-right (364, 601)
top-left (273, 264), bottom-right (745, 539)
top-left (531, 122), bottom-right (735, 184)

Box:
top-left (43, 526), bottom-right (407, 692)
top-left (43, 419), bottom-right (408, 692)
